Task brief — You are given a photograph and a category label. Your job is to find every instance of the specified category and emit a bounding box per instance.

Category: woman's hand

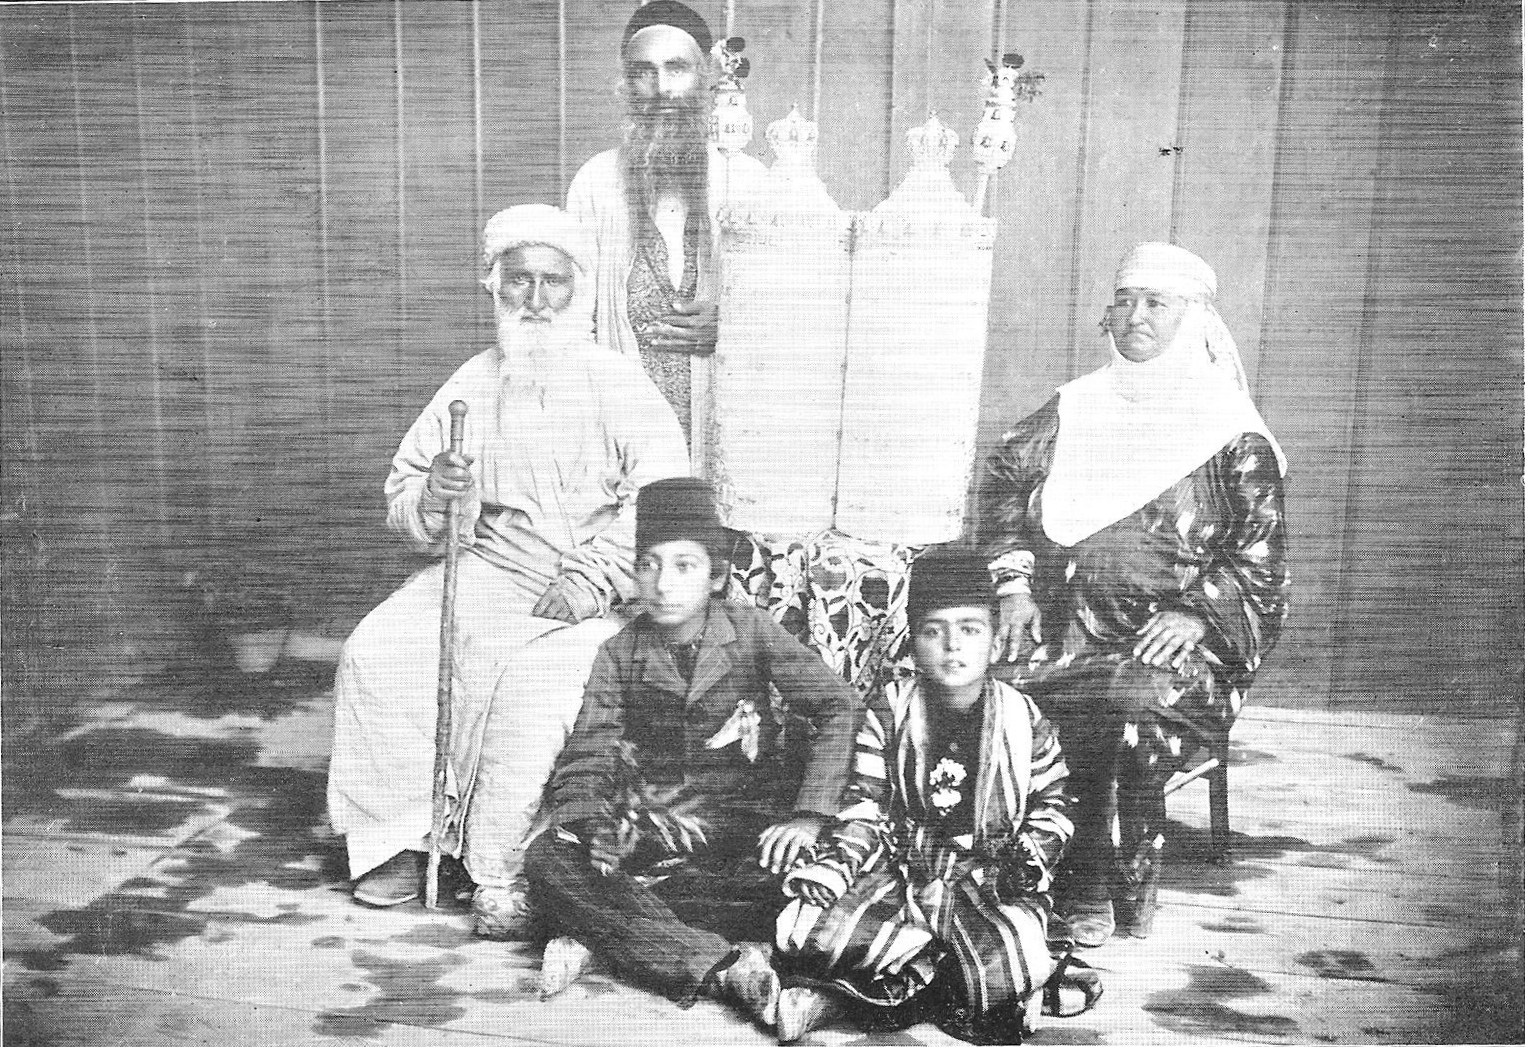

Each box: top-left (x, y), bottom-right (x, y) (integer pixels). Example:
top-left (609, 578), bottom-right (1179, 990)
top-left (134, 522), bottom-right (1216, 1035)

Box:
top-left (1134, 610), bottom-right (1206, 669)
top-left (995, 593), bottom-right (1042, 664)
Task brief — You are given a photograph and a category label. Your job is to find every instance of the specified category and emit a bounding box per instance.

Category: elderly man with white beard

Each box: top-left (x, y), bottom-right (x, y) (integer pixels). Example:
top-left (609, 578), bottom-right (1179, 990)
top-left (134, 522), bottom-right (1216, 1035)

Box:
top-left (327, 205), bottom-right (690, 925)
top-left (569, 0), bottom-right (765, 442)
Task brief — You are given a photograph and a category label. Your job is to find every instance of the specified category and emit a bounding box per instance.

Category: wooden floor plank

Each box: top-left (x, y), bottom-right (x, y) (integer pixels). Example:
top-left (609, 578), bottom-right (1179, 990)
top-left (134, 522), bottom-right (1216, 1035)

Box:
top-left (5, 692), bottom-right (1520, 1046)
top-left (1083, 942), bottom-right (1511, 1046)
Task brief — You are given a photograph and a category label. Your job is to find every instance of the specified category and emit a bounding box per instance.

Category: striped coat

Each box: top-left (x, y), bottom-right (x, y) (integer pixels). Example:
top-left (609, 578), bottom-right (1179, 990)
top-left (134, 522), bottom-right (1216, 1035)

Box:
top-left (776, 678), bottom-right (1073, 1018)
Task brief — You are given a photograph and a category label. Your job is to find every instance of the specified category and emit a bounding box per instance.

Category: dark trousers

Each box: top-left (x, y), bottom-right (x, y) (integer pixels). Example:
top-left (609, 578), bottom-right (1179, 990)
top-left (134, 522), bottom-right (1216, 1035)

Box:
top-left (1028, 659), bottom-right (1178, 901)
top-left (525, 828), bottom-right (784, 1005)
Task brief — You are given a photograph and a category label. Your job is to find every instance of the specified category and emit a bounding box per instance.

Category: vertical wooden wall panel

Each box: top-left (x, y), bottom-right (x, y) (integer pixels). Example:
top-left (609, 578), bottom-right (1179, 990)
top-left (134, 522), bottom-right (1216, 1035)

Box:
top-left (192, 6), bottom-right (334, 622)
top-left (397, 1), bottom-right (483, 392)
top-left (886, 0), bottom-right (993, 202)
top-left (1331, 1), bottom-right (1523, 711)
top-left (561, 0), bottom-right (631, 192)
top-left (68, 4), bottom-right (144, 663)
top-left (1253, 4), bottom-right (1393, 709)
top-left (979, 0), bottom-right (1093, 442)
top-left (1170, 0), bottom-right (1285, 381)
top-left (126, 12), bottom-right (172, 550)
top-left (0, 19), bottom-right (56, 724)
top-left (745, 0), bottom-right (901, 213)
top-left (178, 6), bottom-right (228, 539)
top-left (726, 0), bottom-right (814, 176)
top-left (1068, 0), bottom-right (1186, 374)
top-left (184, 3), bottom-right (246, 566)
top-left (315, 2), bottom-right (421, 615)
top-left (2, 2), bottom-right (1522, 717)
top-left (814, 0), bottom-right (897, 211)
top-left (134, 7), bottom-right (214, 543)
top-left (477, 0), bottom-right (562, 211)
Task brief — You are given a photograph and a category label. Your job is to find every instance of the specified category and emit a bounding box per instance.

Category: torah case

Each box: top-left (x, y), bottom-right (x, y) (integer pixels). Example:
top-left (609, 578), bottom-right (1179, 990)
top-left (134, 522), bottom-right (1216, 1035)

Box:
top-left (714, 111), bottom-right (996, 549)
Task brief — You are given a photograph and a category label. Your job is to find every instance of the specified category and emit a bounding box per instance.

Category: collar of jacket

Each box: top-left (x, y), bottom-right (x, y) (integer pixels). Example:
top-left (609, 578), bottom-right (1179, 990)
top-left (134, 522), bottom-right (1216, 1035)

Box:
top-left (631, 601), bottom-right (740, 705)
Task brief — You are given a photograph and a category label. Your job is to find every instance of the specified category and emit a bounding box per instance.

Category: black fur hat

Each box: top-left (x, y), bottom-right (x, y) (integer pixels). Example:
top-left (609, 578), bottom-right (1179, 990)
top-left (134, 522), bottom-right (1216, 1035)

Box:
top-left (906, 544), bottom-right (996, 625)
top-left (635, 477), bottom-right (743, 568)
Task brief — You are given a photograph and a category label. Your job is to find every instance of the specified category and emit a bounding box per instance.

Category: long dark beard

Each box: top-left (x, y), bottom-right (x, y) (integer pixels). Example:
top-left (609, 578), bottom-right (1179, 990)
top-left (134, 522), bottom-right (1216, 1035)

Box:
top-left (620, 95), bottom-right (711, 233)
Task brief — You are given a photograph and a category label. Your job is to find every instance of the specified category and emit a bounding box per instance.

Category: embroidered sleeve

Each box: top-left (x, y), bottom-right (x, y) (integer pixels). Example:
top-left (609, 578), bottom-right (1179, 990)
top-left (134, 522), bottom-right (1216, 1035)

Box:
top-left (1176, 432), bottom-right (1289, 673)
top-left (978, 396), bottom-right (1061, 570)
top-left (782, 705), bottom-right (890, 900)
top-left (1016, 701), bottom-right (1073, 887)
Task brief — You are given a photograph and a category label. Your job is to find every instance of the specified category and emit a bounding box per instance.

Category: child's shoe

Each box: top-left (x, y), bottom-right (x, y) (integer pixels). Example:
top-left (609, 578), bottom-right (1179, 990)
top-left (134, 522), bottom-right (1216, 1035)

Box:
top-left (716, 945), bottom-right (780, 1028)
top-left (538, 937), bottom-right (594, 999)
top-left (1042, 954), bottom-right (1104, 1017)
top-left (1063, 898), bottom-right (1115, 947)
top-left (777, 986), bottom-right (841, 1043)
top-left (471, 880), bottom-right (537, 940)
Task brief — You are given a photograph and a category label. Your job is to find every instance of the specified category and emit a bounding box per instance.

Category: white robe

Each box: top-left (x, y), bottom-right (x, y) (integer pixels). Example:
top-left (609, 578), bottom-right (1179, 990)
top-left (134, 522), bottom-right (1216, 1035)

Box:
top-left (327, 337), bottom-right (689, 881)
top-left (567, 144), bottom-right (766, 362)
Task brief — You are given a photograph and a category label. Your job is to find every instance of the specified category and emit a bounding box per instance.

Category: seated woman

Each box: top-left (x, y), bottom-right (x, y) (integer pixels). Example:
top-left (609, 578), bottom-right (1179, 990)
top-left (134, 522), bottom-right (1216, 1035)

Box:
top-left (773, 546), bottom-right (1100, 1045)
top-left (978, 242), bottom-right (1289, 945)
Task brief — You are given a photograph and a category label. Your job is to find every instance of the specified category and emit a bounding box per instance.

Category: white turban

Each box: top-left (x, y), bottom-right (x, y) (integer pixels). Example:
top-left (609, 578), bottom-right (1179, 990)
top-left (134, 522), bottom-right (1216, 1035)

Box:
top-left (481, 204), bottom-right (591, 275)
top-left (1113, 241), bottom-right (1216, 300)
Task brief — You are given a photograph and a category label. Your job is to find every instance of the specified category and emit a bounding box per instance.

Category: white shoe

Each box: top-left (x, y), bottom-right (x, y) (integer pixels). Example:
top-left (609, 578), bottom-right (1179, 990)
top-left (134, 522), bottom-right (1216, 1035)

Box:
top-left (538, 937), bottom-right (594, 999)
top-left (718, 945), bottom-right (781, 1029)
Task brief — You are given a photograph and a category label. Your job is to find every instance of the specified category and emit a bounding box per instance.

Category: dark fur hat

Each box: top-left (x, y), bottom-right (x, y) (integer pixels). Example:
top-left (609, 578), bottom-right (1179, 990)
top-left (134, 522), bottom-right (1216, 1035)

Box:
top-left (635, 477), bottom-right (743, 569)
top-left (906, 544), bottom-right (996, 625)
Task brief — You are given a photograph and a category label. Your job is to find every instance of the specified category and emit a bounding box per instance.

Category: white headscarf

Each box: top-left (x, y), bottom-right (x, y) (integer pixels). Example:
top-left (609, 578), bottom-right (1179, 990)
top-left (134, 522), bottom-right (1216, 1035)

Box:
top-left (1040, 243), bottom-right (1286, 548)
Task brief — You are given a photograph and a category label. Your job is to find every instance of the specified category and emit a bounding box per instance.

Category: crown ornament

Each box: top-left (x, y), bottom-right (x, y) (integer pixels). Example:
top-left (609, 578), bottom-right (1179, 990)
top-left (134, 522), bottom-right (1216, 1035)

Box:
top-left (872, 112), bottom-right (982, 222)
top-left (767, 105), bottom-right (819, 168)
top-left (905, 111), bottom-right (961, 170)
top-left (755, 104), bottom-right (840, 215)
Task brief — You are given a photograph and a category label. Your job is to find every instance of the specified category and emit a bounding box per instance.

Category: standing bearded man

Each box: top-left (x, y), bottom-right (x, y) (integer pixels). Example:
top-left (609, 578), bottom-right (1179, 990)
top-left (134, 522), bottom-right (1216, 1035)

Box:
top-left (569, 0), bottom-right (765, 445)
top-left (328, 205), bottom-right (689, 919)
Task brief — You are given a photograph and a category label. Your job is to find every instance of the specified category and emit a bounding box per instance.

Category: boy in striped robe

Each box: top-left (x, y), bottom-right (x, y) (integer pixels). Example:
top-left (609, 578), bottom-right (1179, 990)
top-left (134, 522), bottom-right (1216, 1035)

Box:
top-left (772, 545), bottom-right (1101, 1044)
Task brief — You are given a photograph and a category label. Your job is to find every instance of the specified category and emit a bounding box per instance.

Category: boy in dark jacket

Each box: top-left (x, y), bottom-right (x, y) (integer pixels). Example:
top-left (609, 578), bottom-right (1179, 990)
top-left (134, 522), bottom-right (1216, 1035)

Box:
top-left (524, 477), bottom-right (861, 1033)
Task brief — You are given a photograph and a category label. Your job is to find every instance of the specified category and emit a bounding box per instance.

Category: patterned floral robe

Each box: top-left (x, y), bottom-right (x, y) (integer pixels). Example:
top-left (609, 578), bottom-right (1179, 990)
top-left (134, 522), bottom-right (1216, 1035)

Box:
top-left (775, 678), bottom-right (1072, 1032)
top-left (979, 394), bottom-right (1288, 903)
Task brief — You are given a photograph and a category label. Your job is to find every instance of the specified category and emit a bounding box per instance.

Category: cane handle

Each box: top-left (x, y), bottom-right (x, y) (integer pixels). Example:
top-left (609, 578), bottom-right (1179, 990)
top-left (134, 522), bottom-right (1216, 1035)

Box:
top-left (448, 400), bottom-right (467, 454)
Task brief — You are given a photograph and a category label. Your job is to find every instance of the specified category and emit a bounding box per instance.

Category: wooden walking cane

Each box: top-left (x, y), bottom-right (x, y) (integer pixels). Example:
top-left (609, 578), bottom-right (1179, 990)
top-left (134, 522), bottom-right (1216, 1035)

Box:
top-left (426, 399), bottom-right (469, 909)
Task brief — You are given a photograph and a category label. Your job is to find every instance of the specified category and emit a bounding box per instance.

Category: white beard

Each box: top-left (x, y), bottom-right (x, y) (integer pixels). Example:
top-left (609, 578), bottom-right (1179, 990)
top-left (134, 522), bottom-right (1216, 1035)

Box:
top-left (492, 302), bottom-right (591, 407)
top-left (496, 301), bottom-right (583, 357)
